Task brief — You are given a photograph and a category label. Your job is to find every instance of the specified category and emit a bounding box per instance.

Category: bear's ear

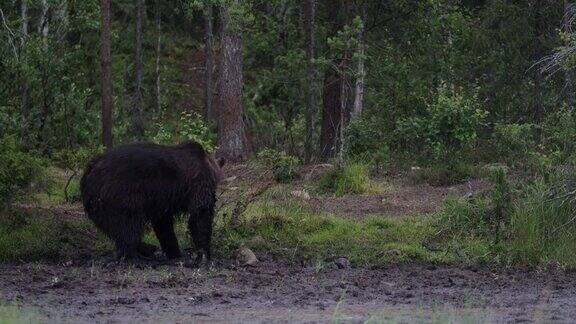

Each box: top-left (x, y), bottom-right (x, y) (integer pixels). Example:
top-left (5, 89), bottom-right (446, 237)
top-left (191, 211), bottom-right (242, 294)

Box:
top-left (217, 157), bottom-right (226, 168)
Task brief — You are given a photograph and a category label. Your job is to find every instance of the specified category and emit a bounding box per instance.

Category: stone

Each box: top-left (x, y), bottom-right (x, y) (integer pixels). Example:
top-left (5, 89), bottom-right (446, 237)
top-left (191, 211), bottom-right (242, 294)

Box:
top-left (235, 247), bottom-right (258, 267)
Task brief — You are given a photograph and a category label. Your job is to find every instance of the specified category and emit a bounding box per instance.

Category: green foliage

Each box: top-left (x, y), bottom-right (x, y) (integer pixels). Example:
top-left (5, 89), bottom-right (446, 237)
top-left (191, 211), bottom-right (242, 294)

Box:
top-left (344, 117), bottom-right (390, 173)
top-left (492, 123), bottom-right (538, 164)
top-left (0, 137), bottom-right (43, 205)
top-left (541, 108), bottom-right (576, 163)
top-left (53, 146), bottom-right (104, 172)
top-left (149, 111), bottom-right (216, 152)
top-left (318, 162), bottom-right (376, 196)
top-left (396, 84), bottom-right (486, 166)
top-left (256, 149), bottom-right (300, 183)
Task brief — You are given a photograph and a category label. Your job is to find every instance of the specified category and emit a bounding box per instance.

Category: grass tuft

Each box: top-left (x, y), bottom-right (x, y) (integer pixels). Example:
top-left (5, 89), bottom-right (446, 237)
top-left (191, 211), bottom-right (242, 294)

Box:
top-left (318, 162), bottom-right (378, 196)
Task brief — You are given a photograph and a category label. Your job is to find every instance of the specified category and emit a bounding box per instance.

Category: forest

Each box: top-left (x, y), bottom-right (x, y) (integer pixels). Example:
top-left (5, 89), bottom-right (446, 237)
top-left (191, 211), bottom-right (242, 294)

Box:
top-left (2, 0), bottom-right (576, 322)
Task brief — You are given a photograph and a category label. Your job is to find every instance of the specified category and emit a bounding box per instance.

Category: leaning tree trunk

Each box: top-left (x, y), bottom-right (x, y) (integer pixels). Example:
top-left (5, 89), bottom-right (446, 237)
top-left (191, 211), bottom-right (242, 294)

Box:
top-left (100, 0), bottom-right (113, 149)
top-left (302, 0), bottom-right (317, 163)
top-left (154, 0), bottom-right (161, 113)
top-left (204, 5), bottom-right (214, 121)
top-left (216, 3), bottom-right (247, 162)
top-left (132, 0), bottom-right (145, 138)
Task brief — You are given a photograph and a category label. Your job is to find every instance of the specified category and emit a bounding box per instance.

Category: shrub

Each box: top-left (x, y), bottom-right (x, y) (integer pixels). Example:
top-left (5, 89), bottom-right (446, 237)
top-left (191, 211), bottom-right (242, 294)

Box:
top-left (257, 149), bottom-right (300, 183)
top-left (492, 123), bottom-right (538, 161)
top-left (149, 111), bottom-right (216, 152)
top-left (318, 162), bottom-right (375, 196)
top-left (0, 136), bottom-right (43, 205)
top-left (395, 83), bottom-right (487, 167)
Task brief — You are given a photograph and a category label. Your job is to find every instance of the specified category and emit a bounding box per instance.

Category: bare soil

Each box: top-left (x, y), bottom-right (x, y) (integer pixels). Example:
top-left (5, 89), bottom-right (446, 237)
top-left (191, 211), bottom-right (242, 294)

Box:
top-left (309, 178), bottom-right (490, 218)
top-left (1, 256), bottom-right (575, 323)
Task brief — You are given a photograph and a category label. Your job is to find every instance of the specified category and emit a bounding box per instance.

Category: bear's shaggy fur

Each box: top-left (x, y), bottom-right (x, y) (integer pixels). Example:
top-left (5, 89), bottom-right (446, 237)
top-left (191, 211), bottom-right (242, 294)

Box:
top-left (80, 141), bottom-right (224, 262)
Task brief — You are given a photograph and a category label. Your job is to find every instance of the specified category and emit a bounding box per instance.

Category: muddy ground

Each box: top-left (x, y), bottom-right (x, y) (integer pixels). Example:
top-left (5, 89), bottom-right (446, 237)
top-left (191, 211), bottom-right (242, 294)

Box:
top-left (1, 255), bottom-right (576, 323)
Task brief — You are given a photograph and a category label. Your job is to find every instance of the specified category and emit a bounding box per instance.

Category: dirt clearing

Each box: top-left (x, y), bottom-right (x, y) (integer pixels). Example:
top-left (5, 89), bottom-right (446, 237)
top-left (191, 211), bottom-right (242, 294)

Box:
top-left (309, 178), bottom-right (490, 217)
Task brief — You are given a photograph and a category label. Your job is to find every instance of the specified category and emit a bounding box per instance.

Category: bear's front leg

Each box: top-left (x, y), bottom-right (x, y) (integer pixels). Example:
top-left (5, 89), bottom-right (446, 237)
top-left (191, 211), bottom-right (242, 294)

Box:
top-left (188, 206), bottom-right (214, 267)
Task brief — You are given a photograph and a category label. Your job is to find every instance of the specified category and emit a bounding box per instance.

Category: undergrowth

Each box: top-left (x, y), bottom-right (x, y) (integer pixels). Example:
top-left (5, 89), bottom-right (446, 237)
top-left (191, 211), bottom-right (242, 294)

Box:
top-left (318, 162), bottom-right (379, 196)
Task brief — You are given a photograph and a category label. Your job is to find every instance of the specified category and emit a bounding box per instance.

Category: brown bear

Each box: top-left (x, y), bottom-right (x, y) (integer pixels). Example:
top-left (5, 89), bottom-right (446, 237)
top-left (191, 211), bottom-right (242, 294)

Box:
top-left (80, 141), bottom-right (224, 265)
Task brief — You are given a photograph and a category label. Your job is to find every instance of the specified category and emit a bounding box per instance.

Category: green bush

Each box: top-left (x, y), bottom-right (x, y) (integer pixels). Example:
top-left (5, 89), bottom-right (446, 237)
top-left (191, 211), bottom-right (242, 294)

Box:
top-left (257, 149), bottom-right (300, 183)
top-left (0, 136), bottom-right (43, 205)
top-left (149, 111), bottom-right (216, 152)
top-left (493, 123), bottom-right (537, 160)
top-left (395, 84), bottom-right (487, 166)
top-left (318, 162), bottom-right (375, 196)
top-left (344, 117), bottom-right (390, 174)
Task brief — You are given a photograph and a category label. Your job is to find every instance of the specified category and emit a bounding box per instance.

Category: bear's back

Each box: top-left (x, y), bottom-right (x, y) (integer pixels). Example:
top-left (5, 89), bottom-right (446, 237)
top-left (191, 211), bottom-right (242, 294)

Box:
top-left (80, 141), bottom-right (218, 215)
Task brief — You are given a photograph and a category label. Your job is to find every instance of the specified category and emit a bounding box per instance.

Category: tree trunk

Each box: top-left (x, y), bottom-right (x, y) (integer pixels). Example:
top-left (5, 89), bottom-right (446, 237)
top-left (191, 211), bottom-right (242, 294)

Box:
top-left (217, 2), bottom-right (246, 162)
top-left (100, 0), bottom-right (113, 149)
top-left (204, 5), bottom-right (214, 121)
top-left (320, 61), bottom-right (344, 160)
top-left (132, 0), bottom-right (145, 138)
top-left (532, 0), bottom-right (544, 124)
top-left (154, 0), bottom-right (161, 113)
top-left (565, 0), bottom-right (575, 111)
top-left (38, 0), bottom-right (50, 147)
top-left (20, 0), bottom-right (29, 144)
top-left (302, 0), bottom-right (317, 163)
top-left (352, 8), bottom-right (366, 118)
top-left (320, 0), bottom-right (352, 161)
top-left (39, 0), bottom-right (49, 49)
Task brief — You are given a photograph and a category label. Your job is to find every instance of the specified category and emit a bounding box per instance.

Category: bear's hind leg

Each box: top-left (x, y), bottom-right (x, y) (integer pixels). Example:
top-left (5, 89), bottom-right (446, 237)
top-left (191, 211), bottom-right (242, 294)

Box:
top-left (152, 216), bottom-right (182, 259)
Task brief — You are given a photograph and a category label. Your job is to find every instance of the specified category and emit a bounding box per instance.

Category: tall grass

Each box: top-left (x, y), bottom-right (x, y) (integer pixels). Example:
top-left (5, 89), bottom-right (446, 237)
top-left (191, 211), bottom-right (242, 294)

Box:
top-left (509, 179), bottom-right (576, 266)
top-left (434, 168), bottom-right (576, 268)
top-left (318, 162), bottom-right (378, 196)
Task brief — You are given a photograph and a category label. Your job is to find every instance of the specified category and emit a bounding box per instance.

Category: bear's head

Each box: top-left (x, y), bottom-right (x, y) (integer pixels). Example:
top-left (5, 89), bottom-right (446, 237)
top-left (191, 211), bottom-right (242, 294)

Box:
top-left (207, 154), bottom-right (226, 183)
